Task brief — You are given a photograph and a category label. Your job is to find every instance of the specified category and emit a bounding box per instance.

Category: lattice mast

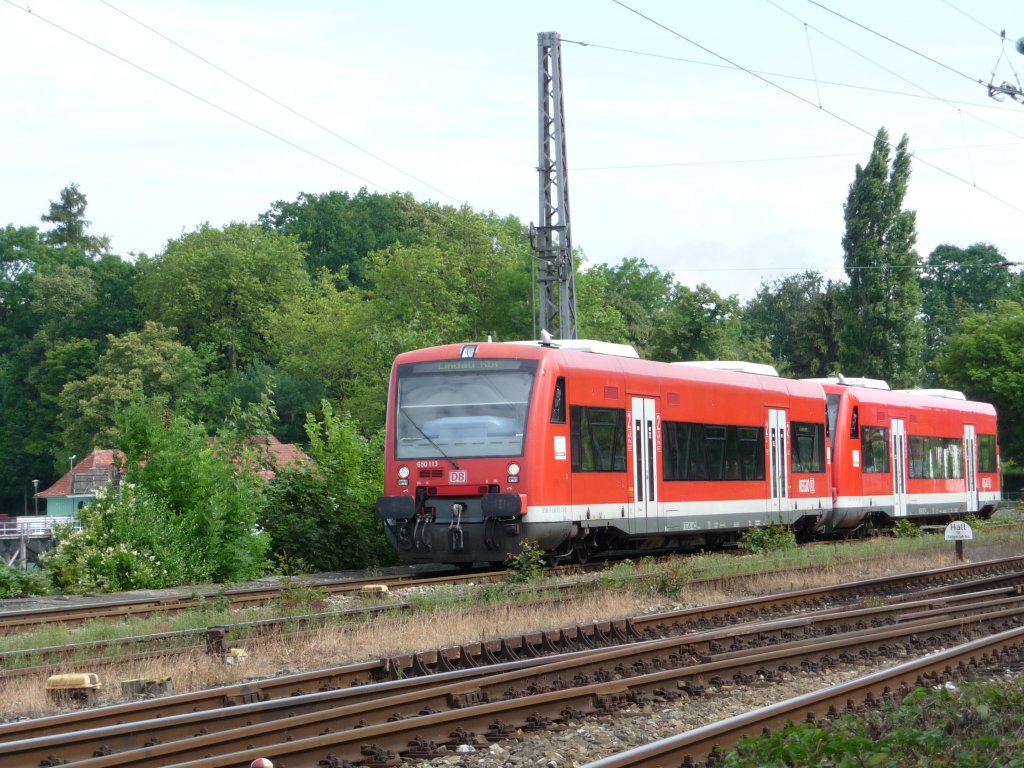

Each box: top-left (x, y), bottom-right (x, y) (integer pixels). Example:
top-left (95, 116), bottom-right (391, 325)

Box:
top-left (532, 31), bottom-right (578, 340)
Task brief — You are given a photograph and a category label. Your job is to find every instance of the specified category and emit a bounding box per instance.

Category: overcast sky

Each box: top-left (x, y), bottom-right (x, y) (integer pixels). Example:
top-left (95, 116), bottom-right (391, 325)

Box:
top-left (3, 0), bottom-right (1022, 301)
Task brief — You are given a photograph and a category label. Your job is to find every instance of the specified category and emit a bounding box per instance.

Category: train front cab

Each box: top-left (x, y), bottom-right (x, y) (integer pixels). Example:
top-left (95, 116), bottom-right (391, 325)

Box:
top-left (818, 382), bottom-right (1000, 534)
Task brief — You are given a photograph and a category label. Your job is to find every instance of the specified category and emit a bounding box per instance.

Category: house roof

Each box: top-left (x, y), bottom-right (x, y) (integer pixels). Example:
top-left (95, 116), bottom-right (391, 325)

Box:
top-left (37, 450), bottom-right (123, 498)
top-left (37, 437), bottom-right (308, 498)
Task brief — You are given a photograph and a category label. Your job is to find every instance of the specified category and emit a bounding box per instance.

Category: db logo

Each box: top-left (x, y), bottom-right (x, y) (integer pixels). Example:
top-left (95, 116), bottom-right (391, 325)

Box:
top-left (449, 471), bottom-right (468, 483)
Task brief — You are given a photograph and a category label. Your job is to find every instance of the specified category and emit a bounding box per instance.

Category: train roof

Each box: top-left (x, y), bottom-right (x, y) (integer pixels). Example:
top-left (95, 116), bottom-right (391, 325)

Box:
top-left (394, 341), bottom-right (824, 400)
top-left (816, 379), bottom-right (996, 417)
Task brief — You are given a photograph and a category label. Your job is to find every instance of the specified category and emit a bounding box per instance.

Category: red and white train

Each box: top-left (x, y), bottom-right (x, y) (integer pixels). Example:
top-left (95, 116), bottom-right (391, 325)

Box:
top-left (375, 339), bottom-right (1000, 565)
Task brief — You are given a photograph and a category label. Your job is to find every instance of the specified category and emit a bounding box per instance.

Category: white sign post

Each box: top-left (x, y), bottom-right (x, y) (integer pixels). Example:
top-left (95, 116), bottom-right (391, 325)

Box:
top-left (944, 520), bottom-right (974, 562)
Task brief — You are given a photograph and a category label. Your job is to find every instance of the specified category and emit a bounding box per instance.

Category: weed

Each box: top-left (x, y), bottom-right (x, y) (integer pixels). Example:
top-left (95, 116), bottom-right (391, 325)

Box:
top-left (739, 523), bottom-right (797, 553)
top-left (504, 539), bottom-right (545, 583)
top-left (892, 519), bottom-right (923, 538)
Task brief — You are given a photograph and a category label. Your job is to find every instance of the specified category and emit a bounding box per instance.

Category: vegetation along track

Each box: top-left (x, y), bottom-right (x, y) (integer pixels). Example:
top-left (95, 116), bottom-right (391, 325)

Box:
top-left (4, 556), bottom-right (1024, 766)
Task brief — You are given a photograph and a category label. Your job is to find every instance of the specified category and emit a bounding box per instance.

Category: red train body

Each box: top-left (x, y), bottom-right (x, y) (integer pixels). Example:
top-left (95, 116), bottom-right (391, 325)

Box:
top-left (814, 380), bottom-right (1000, 533)
top-left (375, 341), bottom-right (1000, 565)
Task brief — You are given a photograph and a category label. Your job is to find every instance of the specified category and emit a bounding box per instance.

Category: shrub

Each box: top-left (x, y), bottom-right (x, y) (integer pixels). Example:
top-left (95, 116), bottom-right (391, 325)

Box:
top-left (892, 518), bottom-right (923, 538)
top-left (505, 539), bottom-right (545, 583)
top-left (0, 564), bottom-right (50, 597)
top-left (739, 523), bottom-right (797, 553)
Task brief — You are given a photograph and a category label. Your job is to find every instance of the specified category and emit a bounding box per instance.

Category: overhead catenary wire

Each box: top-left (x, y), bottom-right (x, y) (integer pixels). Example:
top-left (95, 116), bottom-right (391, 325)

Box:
top-left (97, 0), bottom-right (460, 205)
top-left (608, 0), bottom-right (1024, 218)
top-left (1, 0), bottom-right (420, 200)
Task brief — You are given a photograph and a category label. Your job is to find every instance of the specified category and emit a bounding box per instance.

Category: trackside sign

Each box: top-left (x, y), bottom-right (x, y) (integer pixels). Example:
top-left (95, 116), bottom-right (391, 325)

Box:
top-left (944, 521), bottom-right (974, 541)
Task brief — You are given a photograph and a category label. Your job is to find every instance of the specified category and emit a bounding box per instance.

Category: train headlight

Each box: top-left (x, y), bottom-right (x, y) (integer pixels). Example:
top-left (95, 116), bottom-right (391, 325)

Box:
top-left (398, 465), bottom-right (410, 486)
top-left (507, 462), bottom-right (520, 483)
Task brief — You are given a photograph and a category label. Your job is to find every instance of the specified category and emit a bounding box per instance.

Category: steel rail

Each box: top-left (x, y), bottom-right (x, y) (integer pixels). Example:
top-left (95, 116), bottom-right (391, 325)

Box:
top-left (7, 586), bottom-right (1024, 766)
top-left (41, 601), bottom-right (1024, 768)
top-left (3, 558), bottom-right (1023, 744)
top-left (581, 624), bottom-right (1024, 768)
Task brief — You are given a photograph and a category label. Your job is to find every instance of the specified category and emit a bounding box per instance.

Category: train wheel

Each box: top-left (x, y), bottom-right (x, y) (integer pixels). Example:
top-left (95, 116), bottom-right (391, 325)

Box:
top-left (572, 541), bottom-right (591, 565)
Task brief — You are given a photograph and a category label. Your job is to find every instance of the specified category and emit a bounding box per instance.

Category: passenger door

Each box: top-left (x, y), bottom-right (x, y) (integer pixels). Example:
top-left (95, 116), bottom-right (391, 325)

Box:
top-left (891, 418), bottom-right (908, 517)
top-left (767, 409), bottom-right (788, 515)
top-left (964, 424), bottom-right (979, 513)
top-left (631, 396), bottom-right (659, 532)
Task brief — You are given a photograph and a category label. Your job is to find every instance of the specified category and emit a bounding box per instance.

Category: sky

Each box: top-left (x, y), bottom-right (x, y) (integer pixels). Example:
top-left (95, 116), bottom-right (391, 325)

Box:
top-left (2, 0), bottom-right (1023, 302)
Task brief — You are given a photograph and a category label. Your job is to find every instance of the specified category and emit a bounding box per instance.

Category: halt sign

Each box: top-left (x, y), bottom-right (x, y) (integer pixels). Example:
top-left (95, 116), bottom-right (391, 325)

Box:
top-left (944, 521), bottom-right (974, 541)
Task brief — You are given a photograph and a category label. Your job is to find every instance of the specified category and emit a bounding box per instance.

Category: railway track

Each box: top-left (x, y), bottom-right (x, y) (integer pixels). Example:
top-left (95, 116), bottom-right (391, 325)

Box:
top-left (3, 557), bottom-right (1024, 766)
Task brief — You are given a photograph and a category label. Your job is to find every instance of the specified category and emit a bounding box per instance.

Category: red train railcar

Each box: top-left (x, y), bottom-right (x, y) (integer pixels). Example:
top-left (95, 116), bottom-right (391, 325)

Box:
top-left (376, 340), bottom-right (832, 565)
top-left (814, 380), bottom-right (1000, 533)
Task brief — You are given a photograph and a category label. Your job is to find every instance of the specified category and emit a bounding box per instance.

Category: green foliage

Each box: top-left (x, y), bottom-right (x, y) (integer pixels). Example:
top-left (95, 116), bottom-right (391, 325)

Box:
top-left (839, 128), bottom-right (924, 386)
top-left (920, 243), bottom-right (1017, 383)
top-left (0, 564), bottom-right (50, 597)
top-left (743, 271), bottom-right (841, 377)
top-left (892, 518), bottom-right (923, 538)
top-left (593, 559), bottom-right (637, 590)
top-left (46, 397), bottom-right (273, 590)
top-left (42, 488), bottom-right (194, 592)
top-left (261, 402), bottom-right (391, 571)
top-left (649, 283), bottom-right (744, 362)
top-left (57, 322), bottom-right (209, 462)
top-left (137, 223), bottom-right (310, 373)
top-left (739, 523), bottom-right (797, 553)
top-left (936, 300), bottom-right (1024, 462)
top-left (722, 680), bottom-right (1024, 767)
top-left (504, 539), bottom-right (546, 583)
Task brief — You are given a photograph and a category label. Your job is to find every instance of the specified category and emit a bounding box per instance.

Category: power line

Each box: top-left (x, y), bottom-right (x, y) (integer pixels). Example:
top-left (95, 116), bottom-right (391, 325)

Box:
top-left (805, 0), bottom-right (985, 87)
top-left (559, 37), bottom-right (1020, 112)
top-left (767, 0), bottom-right (1024, 141)
top-left (572, 142), bottom-right (1024, 172)
top-left (608, 0), bottom-right (1024, 218)
top-left (2, 0), bottom-right (394, 195)
top-left (97, 0), bottom-right (460, 204)
top-left (940, 0), bottom-right (1005, 38)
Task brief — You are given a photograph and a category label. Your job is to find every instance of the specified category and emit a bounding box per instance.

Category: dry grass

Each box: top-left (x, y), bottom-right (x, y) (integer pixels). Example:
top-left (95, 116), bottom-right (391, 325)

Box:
top-left (2, 532), bottom-right (1022, 722)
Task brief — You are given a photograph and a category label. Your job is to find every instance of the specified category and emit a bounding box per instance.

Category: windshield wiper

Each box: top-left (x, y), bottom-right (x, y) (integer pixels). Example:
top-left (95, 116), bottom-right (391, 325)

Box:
top-left (400, 408), bottom-right (459, 470)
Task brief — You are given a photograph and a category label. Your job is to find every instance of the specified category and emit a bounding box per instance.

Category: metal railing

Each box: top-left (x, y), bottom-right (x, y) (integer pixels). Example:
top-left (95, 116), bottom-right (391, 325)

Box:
top-left (0, 516), bottom-right (81, 537)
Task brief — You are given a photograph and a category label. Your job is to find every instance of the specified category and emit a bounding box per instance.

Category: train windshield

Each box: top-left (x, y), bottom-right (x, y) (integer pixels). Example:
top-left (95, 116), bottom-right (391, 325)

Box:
top-left (395, 358), bottom-right (538, 459)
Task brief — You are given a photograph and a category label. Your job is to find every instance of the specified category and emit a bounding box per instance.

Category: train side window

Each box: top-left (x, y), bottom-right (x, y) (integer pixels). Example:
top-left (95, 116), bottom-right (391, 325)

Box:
top-left (978, 434), bottom-right (998, 473)
top-left (570, 405), bottom-right (626, 472)
top-left (791, 422), bottom-right (826, 473)
top-left (550, 377), bottom-right (566, 424)
top-left (663, 421), bottom-right (765, 481)
top-left (908, 435), bottom-right (964, 479)
top-left (860, 426), bottom-right (890, 473)
top-left (849, 406), bottom-right (859, 439)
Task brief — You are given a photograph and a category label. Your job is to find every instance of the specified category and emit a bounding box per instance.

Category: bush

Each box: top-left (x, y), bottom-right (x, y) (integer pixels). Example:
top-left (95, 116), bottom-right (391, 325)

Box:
top-left (892, 518), bottom-right (923, 538)
top-left (261, 402), bottom-right (393, 571)
top-left (505, 539), bottom-right (545, 583)
top-left (0, 564), bottom-right (50, 597)
top-left (739, 523), bottom-right (797, 553)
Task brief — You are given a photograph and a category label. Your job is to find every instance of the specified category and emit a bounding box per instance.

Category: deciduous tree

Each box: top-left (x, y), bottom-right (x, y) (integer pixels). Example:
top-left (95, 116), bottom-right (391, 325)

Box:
top-left (838, 128), bottom-right (923, 386)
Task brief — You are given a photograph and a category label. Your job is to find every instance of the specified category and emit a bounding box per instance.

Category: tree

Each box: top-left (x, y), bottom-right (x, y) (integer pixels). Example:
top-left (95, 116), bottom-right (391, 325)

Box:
top-left (262, 402), bottom-right (391, 571)
top-left (137, 223), bottom-right (310, 373)
top-left (584, 257), bottom-right (672, 357)
top-left (935, 300), bottom-right (1024, 462)
top-left (743, 271), bottom-right (841, 377)
top-left (41, 183), bottom-right (110, 257)
top-left (649, 283), bottom-right (743, 362)
top-left (57, 322), bottom-right (209, 460)
top-left (838, 128), bottom-right (924, 387)
top-left (920, 243), bottom-right (1018, 380)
